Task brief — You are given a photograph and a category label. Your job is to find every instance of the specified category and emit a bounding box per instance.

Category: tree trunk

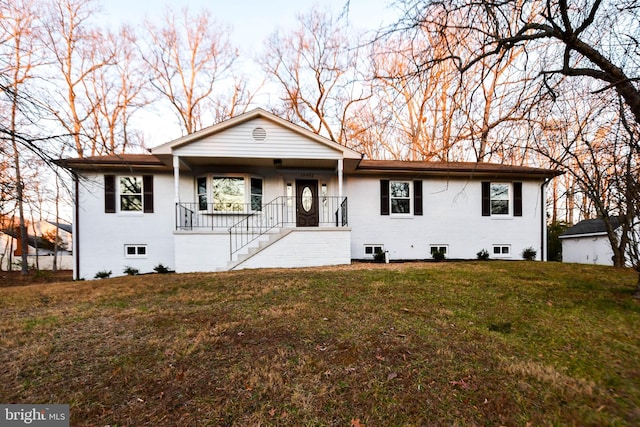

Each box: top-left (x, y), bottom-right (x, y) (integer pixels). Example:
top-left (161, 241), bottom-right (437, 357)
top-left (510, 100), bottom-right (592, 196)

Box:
top-left (11, 88), bottom-right (28, 275)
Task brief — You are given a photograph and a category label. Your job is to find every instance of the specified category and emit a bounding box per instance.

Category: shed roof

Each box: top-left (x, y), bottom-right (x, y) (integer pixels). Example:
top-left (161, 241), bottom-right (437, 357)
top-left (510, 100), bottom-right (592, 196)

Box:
top-left (559, 217), bottom-right (622, 238)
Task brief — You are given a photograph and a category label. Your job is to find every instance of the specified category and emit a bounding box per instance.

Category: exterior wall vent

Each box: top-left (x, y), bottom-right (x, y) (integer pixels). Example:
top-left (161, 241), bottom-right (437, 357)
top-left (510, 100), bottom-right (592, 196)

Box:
top-left (252, 127), bottom-right (267, 141)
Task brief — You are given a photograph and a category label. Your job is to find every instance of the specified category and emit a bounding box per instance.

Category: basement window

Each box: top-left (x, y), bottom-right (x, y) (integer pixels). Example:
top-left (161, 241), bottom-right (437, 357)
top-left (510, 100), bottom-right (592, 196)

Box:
top-left (364, 244), bottom-right (384, 257)
top-left (125, 244), bottom-right (147, 258)
top-left (492, 245), bottom-right (510, 257)
top-left (430, 245), bottom-right (448, 256)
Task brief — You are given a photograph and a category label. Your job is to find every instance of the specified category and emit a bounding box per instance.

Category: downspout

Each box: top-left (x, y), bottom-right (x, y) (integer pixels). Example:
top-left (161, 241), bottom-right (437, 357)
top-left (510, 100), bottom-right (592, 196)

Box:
top-left (540, 176), bottom-right (554, 262)
top-left (73, 172), bottom-right (80, 280)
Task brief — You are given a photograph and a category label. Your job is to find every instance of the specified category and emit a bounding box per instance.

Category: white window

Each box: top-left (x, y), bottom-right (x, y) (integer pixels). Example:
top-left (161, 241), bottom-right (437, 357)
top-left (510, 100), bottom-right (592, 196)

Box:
top-left (197, 177), bottom-right (208, 211)
top-left (250, 178), bottom-right (263, 211)
top-left (125, 244), bottom-right (147, 258)
top-left (492, 245), bottom-right (511, 257)
top-left (390, 180), bottom-right (411, 214)
top-left (119, 176), bottom-right (142, 212)
top-left (213, 177), bottom-right (244, 212)
top-left (430, 245), bottom-right (448, 256)
top-left (364, 244), bottom-right (384, 257)
top-left (490, 183), bottom-right (510, 215)
top-left (210, 176), bottom-right (263, 212)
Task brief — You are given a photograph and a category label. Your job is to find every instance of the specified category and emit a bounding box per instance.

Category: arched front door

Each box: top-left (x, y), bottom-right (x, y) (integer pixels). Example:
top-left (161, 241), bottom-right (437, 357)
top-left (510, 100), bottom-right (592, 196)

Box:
top-left (296, 179), bottom-right (319, 227)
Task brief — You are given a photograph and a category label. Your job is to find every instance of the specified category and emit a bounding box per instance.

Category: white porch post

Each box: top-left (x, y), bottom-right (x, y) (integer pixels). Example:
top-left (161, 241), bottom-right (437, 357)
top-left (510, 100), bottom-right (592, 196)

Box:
top-left (337, 159), bottom-right (343, 226)
top-left (173, 155), bottom-right (180, 203)
top-left (337, 159), bottom-right (343, 200)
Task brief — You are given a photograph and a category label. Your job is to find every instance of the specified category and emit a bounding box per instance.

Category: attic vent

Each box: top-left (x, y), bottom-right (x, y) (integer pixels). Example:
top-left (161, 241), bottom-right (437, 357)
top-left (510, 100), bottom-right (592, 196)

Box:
top-left (252, 127), bottom-right (267, 141)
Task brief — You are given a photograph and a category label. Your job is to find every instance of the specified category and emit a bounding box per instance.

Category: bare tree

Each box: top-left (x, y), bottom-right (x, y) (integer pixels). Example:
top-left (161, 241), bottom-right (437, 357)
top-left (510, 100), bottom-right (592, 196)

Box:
top-left (261, 6), bottom-right (370, 145)
top-left (531, 82), bottom-right (639, 269)
top-left (369, 3), bottom-right (544, 163)
top-left (368, 32), bottom-right (462, 160)
top-left (85, 25), bottom-right (149, 154)
top-left (397, 0), bottom-right (640, 126)
top-left (42, 0), bottom-right (116, 157)
top-left (394, 0), bottom-right (640, 292)
top-left (0, 0), bottom-right (41, 273)
top-left (141, 7), bottom-right (242, 135)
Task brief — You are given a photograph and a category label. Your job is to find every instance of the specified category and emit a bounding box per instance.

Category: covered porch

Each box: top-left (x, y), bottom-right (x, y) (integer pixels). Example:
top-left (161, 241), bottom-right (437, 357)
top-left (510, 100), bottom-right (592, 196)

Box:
top-left (166, 157), bottom-right (353, 271)
top-left (149, 108), bottom-right (361, 271)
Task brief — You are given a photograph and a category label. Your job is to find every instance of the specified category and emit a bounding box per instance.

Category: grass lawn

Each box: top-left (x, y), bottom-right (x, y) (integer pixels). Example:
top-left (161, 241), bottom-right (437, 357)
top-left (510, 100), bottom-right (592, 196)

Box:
top-left (1, 261), bottom-right (639, 426)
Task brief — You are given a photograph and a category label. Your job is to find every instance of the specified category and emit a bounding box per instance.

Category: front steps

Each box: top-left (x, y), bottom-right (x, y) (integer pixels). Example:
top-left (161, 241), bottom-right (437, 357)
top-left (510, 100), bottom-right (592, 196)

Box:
top-left (224, 228), bottom-right (293, 271)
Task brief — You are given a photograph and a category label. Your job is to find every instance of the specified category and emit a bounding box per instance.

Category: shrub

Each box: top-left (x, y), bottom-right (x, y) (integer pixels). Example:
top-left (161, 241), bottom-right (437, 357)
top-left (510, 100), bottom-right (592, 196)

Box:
top-left (123, 266), bottom-right (139, 276)
top-left (477, 249), bottom-right (490, 260)
top-left (522, 247), bottom-right (537, 261)
top-left (94, 270), bottom-right (112, 279)
top-left (432, 250), bottom-right (446, 262)
top-left (373, 250), bottom-right (387, 263)
top-left (547, 221), bottom-right (569, 261)
top-left (153, 263), bottom-right (171, 274)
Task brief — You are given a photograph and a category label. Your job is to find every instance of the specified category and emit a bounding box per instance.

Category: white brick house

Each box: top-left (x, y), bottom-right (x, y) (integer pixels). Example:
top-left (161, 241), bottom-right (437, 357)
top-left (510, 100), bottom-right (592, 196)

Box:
top-left (60, 109), bottom-right (560, 279)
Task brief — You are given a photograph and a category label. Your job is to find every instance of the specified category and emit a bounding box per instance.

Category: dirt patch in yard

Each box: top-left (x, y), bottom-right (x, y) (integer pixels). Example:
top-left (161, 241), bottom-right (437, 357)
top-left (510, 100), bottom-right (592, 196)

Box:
top-left (0, 270), bottom-right (73, 287)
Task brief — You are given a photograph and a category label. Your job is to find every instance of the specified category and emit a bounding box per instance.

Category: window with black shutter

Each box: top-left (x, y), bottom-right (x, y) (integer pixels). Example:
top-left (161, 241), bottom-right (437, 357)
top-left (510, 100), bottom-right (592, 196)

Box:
top-left (380, 180), bottom-right (390, 215)
top-left (481, 181), bottom-right (491, 216)
top-left (105, 175), bottom-right (116, 213)
top-left (105, 175), bottom-right (154, 213)
top-left (413, 180), bottom-right (423, 216)
top-left (483, 181), bottom-right (519, 217)
top-left (513, 182), bottom-right (522, 217)
top-left (143, 175), bottom-right (154, 213)
top-left (380, 179), bottom-right (421, 215)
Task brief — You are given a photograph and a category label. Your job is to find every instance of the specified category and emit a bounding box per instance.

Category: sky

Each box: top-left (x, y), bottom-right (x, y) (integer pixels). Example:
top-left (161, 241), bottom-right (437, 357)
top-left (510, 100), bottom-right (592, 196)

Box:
top-left (100, 0), bottom-right (397, 54)
top-left (95, 0), bottom-right (400, 146)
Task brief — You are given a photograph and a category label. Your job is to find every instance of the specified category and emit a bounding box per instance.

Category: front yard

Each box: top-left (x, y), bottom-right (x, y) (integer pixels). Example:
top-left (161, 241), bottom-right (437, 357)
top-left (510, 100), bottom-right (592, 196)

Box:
top-left (0, 262), bottom-right (638, 425)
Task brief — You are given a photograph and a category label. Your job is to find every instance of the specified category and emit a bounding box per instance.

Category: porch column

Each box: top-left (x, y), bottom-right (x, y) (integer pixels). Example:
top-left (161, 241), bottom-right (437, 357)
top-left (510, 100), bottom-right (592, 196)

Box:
top-left (173, 155), bottom-right (180, 203)
top-left (337, 159), bottom-right (343, 200)
top-left (337, 159), bottom-right (344, 226)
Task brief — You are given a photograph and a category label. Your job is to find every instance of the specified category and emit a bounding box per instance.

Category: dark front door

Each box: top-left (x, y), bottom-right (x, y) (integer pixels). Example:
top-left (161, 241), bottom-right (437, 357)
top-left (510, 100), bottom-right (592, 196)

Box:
top-left (296, 179), bottom-right (319, 227)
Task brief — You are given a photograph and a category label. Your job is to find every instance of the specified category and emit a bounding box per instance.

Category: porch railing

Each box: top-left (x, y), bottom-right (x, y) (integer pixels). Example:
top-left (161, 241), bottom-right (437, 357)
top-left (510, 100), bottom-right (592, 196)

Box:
top-left (176, 202), bottom-right (258, 230)
top-left (227, 195), bottom-right (348, 258)
top-left (176, 196), bottom-right (348, 258)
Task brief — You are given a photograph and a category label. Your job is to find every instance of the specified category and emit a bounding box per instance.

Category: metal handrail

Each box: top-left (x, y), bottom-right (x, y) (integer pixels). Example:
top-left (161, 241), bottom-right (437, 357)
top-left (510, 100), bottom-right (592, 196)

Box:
top-left (228, 196), bottom-right (288, 259)
top-left (227, 196), bottom-right (348, 258)
top-left (176, 196), bottom-right (348, 259)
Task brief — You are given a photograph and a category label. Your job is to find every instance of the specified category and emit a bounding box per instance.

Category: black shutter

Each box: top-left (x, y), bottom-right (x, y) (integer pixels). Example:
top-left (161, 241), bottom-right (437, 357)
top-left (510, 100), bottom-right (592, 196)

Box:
top-left (513, 182), bottom-right (522, 217)
top-left (380, 180), bottom-right (390, 216)
top-left (105, 175), bottom-right (116, 213)
top-left (481, 181), bottom-right (491, 216)
top-left (413, 180), bottom-right (423, 216)
top-left (143, 175), bottom-right (154, 213)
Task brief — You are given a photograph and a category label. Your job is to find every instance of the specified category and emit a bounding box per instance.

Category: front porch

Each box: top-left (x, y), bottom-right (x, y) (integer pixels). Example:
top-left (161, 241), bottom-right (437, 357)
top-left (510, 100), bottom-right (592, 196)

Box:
top-left (174, 195), bottom-right (350, 272)
top-left (147, 108), bottom-right (363, 272)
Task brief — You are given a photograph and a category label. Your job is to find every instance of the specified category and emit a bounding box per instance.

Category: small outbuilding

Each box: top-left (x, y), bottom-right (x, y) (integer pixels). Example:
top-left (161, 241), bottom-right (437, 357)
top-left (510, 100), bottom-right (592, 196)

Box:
top-left (559, 218), bottom-right (621, 265)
